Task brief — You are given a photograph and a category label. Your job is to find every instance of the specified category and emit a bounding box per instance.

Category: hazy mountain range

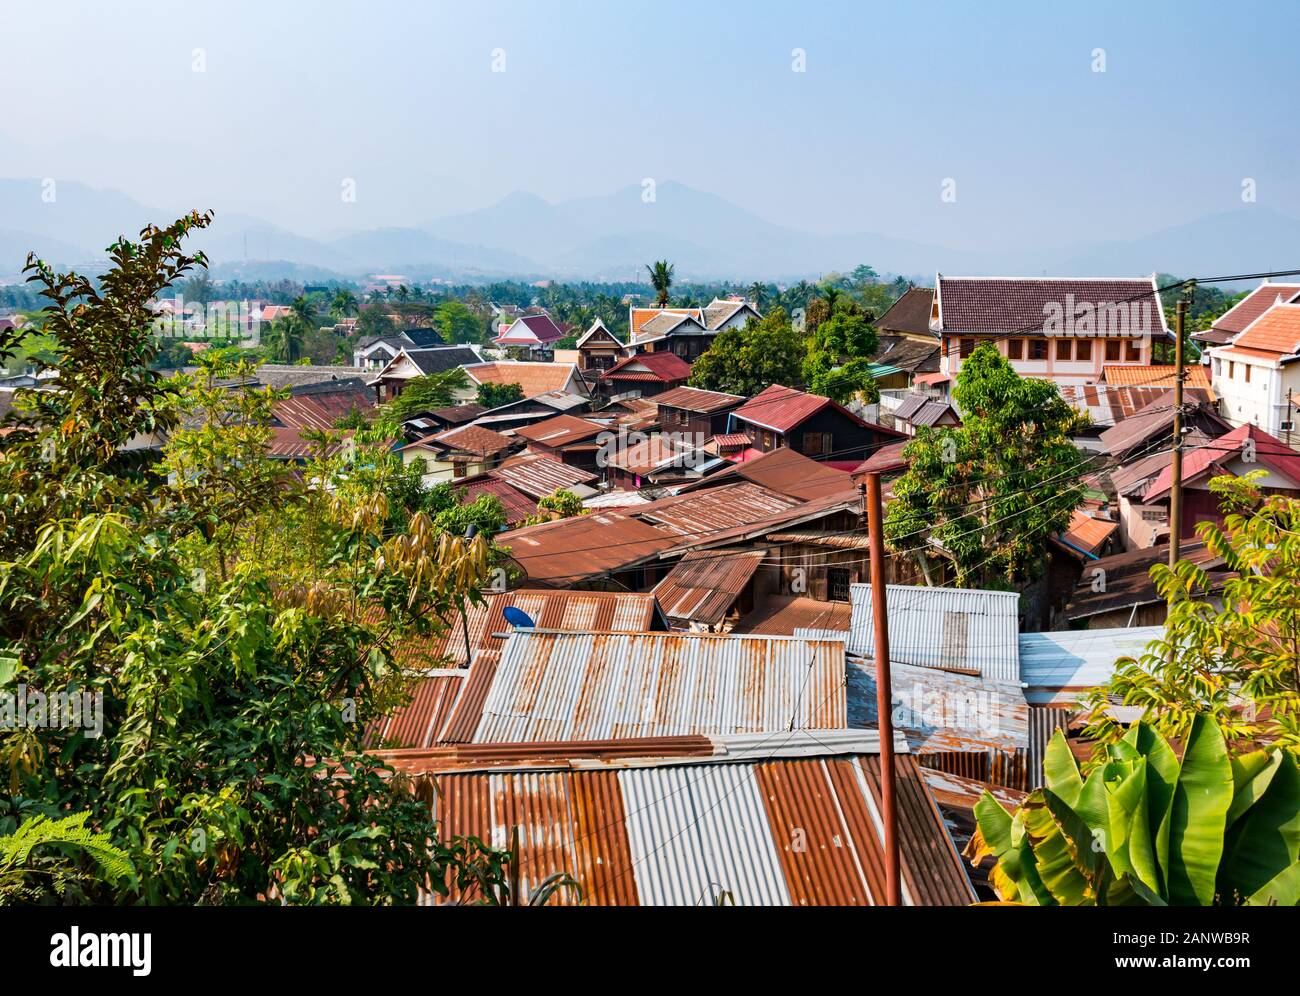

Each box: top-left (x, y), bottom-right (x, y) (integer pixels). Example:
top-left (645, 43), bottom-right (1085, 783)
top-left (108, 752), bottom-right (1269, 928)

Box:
top-left (3, 177), bottom-right (1299, 286)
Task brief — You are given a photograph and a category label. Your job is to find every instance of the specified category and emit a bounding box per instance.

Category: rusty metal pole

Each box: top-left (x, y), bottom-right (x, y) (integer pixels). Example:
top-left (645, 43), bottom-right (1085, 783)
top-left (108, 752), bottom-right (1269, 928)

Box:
top-left (864, 471), bottom-right (901, 906)
top-left (1169, 298), bottom-right (1188, 571)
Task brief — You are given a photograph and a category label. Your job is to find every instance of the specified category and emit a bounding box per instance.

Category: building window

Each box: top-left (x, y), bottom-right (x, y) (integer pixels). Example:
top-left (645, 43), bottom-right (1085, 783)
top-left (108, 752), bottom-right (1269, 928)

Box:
top-left (1076, 339), bottom-right (1092, 361)
top-left (1228, 361), bottom-right (1235, 379)
top-left (802, 432), bottom-right (832, 456)
top-left (960, 338), bottom-right (976, 358)
top-left (1029, 339), bottom-right (1047, 360)
top-left (828, 568), bottom-right (851, 601)
top-left (1244, 364), bottom-right (1251, 383)
top-left (1140, 509), bottom-right (1166, 522)
top-left (453, 462), bottom-right (467, 479)
top-left (1213, 357), bottom-right (1221, 376)
top-left (1105, 340), bottom-right (1121, 362)
top-left (1055, 339), bottom-right (1072, 361)
top-left (1125, 340), bottom-right (1141, 361)
top-left (1007, 339), bottom-right (1023, 360)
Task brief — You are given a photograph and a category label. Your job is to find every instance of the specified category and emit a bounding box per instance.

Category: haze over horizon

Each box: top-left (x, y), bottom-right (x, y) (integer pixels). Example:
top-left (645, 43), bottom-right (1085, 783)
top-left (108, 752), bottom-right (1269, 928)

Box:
top-left (2, 0), bottom-right (1298, 280)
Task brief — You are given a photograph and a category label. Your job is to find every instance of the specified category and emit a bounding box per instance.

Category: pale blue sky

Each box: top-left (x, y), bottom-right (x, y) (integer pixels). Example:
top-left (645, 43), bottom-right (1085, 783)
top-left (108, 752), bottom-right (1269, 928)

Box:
top-left (1, 0), bottom-right (1295, 249)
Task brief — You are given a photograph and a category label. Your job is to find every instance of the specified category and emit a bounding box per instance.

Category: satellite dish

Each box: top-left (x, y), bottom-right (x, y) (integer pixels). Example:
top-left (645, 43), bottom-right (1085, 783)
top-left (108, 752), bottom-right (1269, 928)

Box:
top-left (502, 606), bottom-right (536, 629)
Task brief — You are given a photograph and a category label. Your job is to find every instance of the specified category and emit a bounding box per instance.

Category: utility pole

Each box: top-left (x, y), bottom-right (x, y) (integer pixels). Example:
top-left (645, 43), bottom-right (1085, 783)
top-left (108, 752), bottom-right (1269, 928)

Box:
top-left (864, 472), bottom-right (901, 906)
top-left (1287, 388), bottom-right (1294, 448)
top-left (1169, 297), bottom-right (1189, 571)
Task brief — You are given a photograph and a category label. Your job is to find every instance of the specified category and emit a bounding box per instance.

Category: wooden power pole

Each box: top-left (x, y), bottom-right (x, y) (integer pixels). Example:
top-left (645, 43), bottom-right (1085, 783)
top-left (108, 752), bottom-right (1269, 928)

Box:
top-left (1169, 297), bottom-right (1188, 571)
top-left (864, 472), bottom-right (901, 906)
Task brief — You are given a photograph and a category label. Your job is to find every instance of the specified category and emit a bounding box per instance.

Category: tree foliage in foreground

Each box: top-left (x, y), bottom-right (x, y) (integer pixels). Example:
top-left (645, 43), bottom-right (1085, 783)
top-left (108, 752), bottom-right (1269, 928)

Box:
top-left (970, 719), bottom-right (1300, 906)
top-left (884, 343), bottom-right (1088, 589)
top-left (0, 214), bottom-right (513, 904)
top-left (1085, 476), bottom-right (1300, 757)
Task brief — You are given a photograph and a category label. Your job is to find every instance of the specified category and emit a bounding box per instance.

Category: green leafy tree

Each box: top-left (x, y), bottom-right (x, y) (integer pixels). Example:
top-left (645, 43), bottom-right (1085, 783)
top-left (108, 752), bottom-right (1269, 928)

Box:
top-left (384, 368), bottom-right (471, 421)
top-left (883, 342), bottom-right (1088, 588)
top-left (646, 260), bottom-right (675, 308)
top-left (802, 308), bottom-right (880, 404)
top-left (476, 381), bottom-right (524, 409)
top-left (433, 300), bottom-right (481, 344)
top-left (969, 720), bottom-right (1300, 906)
top-left (355, 305), bottom-right (397, 340)
top-left (524, 489), bottom-right (586, 525)
top-left (0, 813), bottom-right (134, 905)
top-left (1085, 476), bottom-right (1300, 756)
top-left (688, 308), bottom-right (804, 397)
top-left (0, 215), bottom-right (515, 905)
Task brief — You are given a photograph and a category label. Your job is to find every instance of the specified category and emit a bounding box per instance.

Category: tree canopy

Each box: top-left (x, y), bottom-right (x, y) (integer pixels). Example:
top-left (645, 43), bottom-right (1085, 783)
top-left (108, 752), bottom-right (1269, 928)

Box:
top-left (0, 214), bottom-right (513, 905)
top-left (688, 308), bottom-right (804, 397)
top-left (884, 342), bottom-right (1088, 588)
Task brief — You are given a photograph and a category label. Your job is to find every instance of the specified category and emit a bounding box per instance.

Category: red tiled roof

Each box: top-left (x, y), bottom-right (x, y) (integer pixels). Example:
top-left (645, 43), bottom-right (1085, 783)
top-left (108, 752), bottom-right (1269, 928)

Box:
top-left (934, 276), bottom-right (1165, 336)
top-left (463, 361), bottom-right (583, 399)
top-left (1100, 364), bottom-right (1212, 393)
top-left (1209, 283), bottom-right (1300, 337)
top-left (599, 351), bottom-right (692, 383)
top-left (630, 307), bottom-right (702, 338)
top-left (1229, 303), bottom-right (1300, 355)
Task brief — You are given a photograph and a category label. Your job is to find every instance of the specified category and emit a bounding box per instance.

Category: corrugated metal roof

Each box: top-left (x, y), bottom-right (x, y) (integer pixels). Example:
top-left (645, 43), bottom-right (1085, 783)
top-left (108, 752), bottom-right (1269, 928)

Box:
top-left (847, 659), bottom-right (1028, 752)
top-left (491, 453), bottom-right (598, 499)
top-left (471, 631), bottom-right (847, 743)
top-left (636, 481), bottom-right (801, 538)
top-left (498, 511), bottom-right (679, 584)
top-left (1018, 626), bottom-right (1163, 702)
top-left (732, 596), bottom-right (852, 636)
top-left (652, 549), bottom-right (766, 626)
top-left (653, 385), bottom-right (746, 413)
top-left (848, 584), bottom-right (1020, 683)
top-left (397, 732), bottom-right (974, 906)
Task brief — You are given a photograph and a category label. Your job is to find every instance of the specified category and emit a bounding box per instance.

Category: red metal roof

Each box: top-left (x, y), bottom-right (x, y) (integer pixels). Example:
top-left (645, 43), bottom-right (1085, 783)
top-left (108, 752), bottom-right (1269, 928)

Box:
top-left (653, 385), bottom-right (745, 412)
top-left (498, 512), bottom-right (680, 585)
top-left (680, 446), bottom-right (855, 501)
top-left (491, 453), bottom-right (598, 498)
top-left (493, 313), bottom-right (566, 345)
top-left (372, 732), bottom-right (975, 906)
top-left (450, 474), bottom-right (537, 526)
top-left (513, 413), bottom-right (605, 448)
top-left (652, 549), bottom-right (766, 625)
top-left (599, 351), bottom-right (692, 383)
top-left (731, 595), bottom-right (853, 636)
top-left (1143, 423), bottom-right (1300, 500)
top-left (428, 423), bottom-right (516, 457)
top-left (732, 384), bottom-right (836, 433)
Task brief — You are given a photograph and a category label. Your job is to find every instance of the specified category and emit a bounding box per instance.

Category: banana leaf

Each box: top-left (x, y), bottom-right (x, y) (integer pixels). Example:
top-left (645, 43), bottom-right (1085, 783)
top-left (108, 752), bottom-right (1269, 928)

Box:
top-left (1124, 722), bottom-right (1178, 895)
top-left (1245, 859), bottom-right (1300, 907)
top-left (1164, 715), bottom-right (1233, 906)
top-left (1220, 751), bottom-right (1300, 901)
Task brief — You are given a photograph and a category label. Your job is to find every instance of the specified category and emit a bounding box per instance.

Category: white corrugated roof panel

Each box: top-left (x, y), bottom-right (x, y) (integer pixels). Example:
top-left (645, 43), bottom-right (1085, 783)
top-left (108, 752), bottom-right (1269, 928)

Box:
top-left (847, 584), bottom-right (1021, 683)
top-left (1019, 626), bottom-right (1163, 701)
top-left (471, 630), bottom-right (847, 743)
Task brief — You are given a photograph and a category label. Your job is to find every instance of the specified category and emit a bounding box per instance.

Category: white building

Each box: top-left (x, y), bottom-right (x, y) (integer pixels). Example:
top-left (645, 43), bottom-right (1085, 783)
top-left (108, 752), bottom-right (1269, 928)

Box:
top-left (1208, 302), bottom-right (1300, 438)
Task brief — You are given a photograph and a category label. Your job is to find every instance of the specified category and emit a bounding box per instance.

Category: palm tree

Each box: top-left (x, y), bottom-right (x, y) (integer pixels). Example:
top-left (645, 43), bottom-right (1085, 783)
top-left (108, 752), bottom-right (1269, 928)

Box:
top-left (268, 316), bottom-right (304, 363)
top-left (330, 289), bottom-right (359, 320)
top-left (747, 282), bottom-right (766, 310)
top-left (291, 295), bottom-right (316, 332)
top-left (395, 285), bottom-right (410, 302)
top-left (821, 285), bottom-right (842, 315)
top-left (646, 260), bottom-right (675, 308)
